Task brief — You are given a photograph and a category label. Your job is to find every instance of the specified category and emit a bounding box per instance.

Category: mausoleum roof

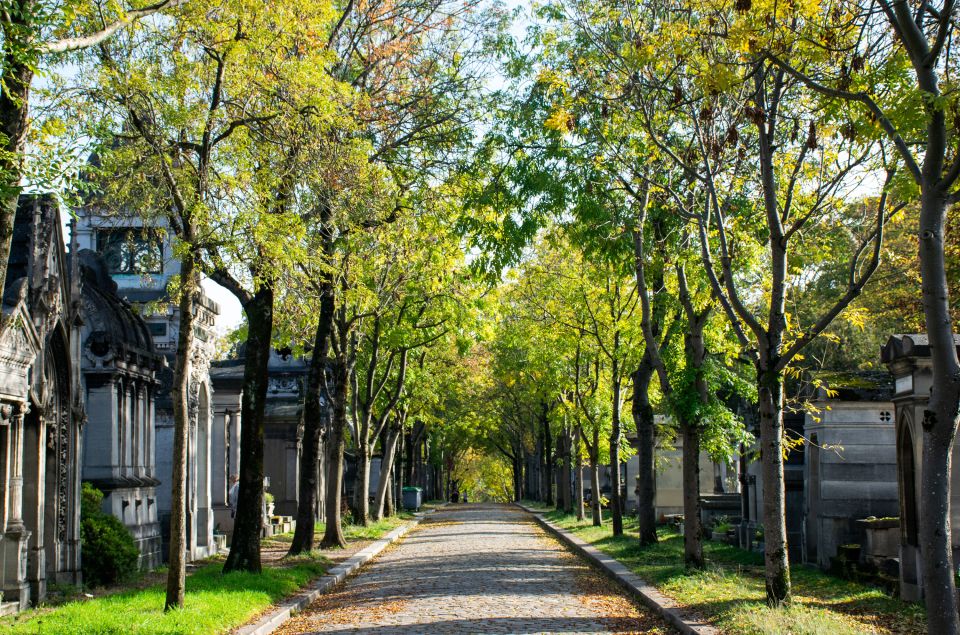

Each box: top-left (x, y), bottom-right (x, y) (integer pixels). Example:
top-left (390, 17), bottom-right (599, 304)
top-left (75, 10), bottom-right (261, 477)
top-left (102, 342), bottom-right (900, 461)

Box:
top-left (77, 249), bottom-right (161, 372)
top-left (881, 333), bottom-right (960, 363)
top-left (810, 370), bottom-right (892, 402)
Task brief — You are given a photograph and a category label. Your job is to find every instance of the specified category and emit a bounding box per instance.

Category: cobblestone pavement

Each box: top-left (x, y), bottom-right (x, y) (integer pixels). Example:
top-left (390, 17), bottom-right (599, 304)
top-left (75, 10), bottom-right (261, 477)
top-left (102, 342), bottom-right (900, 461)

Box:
top-left (275, 504), bottom-right (673, 634)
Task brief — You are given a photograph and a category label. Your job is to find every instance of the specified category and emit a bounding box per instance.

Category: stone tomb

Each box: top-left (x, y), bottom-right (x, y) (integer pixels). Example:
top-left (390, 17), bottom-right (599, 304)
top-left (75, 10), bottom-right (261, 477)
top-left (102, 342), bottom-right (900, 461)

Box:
top-left (801, 371), bottom-right (898, 570)
top-left (882, 333), bottom-right (960, 602)
top-left (73, 202), bottom-right (220, 561)
top-left (77, 249), bottom-right (164, 570)
top-left (0, 195), bottom-right (83, 610)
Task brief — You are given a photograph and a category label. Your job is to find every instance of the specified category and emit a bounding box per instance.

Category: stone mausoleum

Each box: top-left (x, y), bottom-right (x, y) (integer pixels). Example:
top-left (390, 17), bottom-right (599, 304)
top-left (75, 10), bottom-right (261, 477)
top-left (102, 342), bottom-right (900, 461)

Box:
top-left (76, 248), bottom-right (164, 570)
top-left (73, 201), bottom-right (220, 561)
top-left (801, 371), bottom-right (898, 570)
top-left (883, 333), bottom-right (960, 602)
top-left (0, 195), bottom-right (84, 611)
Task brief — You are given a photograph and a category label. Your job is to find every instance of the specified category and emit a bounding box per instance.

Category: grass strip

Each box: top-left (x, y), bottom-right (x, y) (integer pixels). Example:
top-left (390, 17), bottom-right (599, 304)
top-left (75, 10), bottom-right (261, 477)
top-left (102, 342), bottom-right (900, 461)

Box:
top-left (543, 510), bottom-right (926, 635)
top-left (2, 515), bottom-right (412, 635)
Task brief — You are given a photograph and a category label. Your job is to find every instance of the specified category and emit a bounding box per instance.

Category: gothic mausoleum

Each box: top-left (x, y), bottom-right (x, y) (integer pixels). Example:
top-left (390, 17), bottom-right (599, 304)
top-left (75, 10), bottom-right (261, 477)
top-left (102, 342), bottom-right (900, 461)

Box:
top-left (0, 195), bottom-right (83, 611)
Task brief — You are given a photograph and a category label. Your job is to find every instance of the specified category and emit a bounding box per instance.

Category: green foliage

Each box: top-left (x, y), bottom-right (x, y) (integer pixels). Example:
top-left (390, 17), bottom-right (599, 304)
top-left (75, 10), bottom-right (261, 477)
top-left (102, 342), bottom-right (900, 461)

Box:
top-left (79, 483), bottom-right (139, 588)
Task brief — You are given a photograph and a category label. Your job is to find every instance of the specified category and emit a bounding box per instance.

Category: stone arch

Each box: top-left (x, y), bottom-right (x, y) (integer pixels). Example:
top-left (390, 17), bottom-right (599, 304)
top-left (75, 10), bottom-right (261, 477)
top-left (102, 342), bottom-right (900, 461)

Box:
top-left (899, 418), bottom-right (919, 547)
top-left (23, 325), bottom-right (75, 600)
top-left (45, 326), bottom-right (76, 581)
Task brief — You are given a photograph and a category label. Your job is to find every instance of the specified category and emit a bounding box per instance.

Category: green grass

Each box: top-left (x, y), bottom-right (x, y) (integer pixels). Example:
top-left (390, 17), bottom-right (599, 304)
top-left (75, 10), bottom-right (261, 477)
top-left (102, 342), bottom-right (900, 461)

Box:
top-left (544, 511), bottom-right (926, 635)
top-left (2, 514), bottom-right (414, 635)
top-left (518, 499), bottom-right (555, 512)
top-left (0, 555), bottom-right (329, 635)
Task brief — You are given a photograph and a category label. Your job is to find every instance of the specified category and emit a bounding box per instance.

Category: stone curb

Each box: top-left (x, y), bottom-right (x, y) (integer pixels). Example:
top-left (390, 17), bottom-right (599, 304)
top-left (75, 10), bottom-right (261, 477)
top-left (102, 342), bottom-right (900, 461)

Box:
top-left (517, 504), bottom-right (719, 635)
top-left (235, 510), bottom-right (432, 635)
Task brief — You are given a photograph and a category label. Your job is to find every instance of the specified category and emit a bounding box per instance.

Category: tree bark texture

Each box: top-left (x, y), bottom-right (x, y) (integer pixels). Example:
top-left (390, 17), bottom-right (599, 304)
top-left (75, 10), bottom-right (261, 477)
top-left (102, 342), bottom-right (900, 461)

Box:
top-left (917, 186), bottom-right (960, 634)
top-left (223, 285), bottom-right (274, 573)
top-left (681, 421), bottom-right (704, 569)
top-left (590, 425), bottom-right (602, 526)
top-left (681, 308), bottom-right (708, 569)
top-left (320, 354), bottom-right (349, 549)
top-left (541, 404), bottom-right (553, 506)
top-left (632, 356), bottom-right (658, 545)
top-left (0, 47), bottom-right (30, 310)
top-left (373, 422), bottom-right (402, 520)
top-left (288, 273), bottom-right (334, 555)
top-left (575, 428), bottom-right (585, 521)
top-left (609, 363), bottom-right (623, 536)
top-left (758, 370), bottom-right (790, 605)
top-left (164, 252), bottom-right (197, 610)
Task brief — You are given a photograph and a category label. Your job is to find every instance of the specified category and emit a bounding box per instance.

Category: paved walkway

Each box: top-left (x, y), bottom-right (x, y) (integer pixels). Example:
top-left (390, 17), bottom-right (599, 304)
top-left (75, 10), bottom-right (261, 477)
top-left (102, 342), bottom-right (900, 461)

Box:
top-left (275, 504), bottom-right (671, 635)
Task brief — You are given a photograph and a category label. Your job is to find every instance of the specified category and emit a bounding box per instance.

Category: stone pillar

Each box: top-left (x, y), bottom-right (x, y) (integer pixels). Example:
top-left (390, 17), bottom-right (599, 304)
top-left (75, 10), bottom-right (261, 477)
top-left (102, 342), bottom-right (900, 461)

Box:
top-left (0, 405), bottom-right (31, 609)
top-left (211, 410), bottom-right (228, 508)
top-left (229, 411), bottom-right (241, 484)
top-left (82, 379), bottom-right (120, 482)
top-left (22, 407), bottom-right (46, 603)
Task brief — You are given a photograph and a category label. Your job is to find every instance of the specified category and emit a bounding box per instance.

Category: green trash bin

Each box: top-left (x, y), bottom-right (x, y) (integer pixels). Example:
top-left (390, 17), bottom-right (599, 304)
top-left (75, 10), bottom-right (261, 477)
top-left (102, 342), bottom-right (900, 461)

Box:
top-left (402, 486), bottom-right (423, 511)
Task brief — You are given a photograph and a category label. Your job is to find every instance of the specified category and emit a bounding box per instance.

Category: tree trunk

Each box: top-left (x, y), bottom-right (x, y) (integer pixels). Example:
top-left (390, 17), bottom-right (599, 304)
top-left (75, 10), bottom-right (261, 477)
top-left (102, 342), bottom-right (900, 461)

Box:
top-left (373, 424), bottom-right (402, 520)
top-left (682, 312), bottom-right (708, 569)
top-left (0, 53), bottom-right (31, 306)
top-left (223, 285), bottom-right (274, 573)
top-left (320, 354), bottom-right (349, 549)
top-left (164, 252), bottom-right (197, 610)
top-left (542, 405), bottom-right (553, 506)
top-left (289, 220), bottom-right (335, 555)
top-left (917, 184), bottom-right (960, 634)
top-left (632, 356), bottom-right (658, 545)
top-left (353, 445), bottom-right (371, 526)
top-left (513, 454), bottom-right (522, 501)
top-left (609, 367), bottom-right (623, 536)
top-left (395, 432), bottom-right (404, 513)
top-left (758, 370), bottom-right (790, 605)
top-left (558, 427), bottom-right (572, 513)
top-left (575, 427), bottom-right (585, 521)
top-left (681, 420), bottom-right (704, 568)
top-left (590, 427), bottom-right (602, 526)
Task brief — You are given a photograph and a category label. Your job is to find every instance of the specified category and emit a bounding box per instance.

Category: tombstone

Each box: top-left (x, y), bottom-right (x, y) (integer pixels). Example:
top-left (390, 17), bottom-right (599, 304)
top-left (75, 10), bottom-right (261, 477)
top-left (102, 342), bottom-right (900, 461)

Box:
top-left (801, 371), bottom-right (898, 569)
top-left (77, 248), bottom-right (164, 570)
top-left (882, 333), bottom-right (960, 602)
top-left (0, 195), bottom-right (83, 611)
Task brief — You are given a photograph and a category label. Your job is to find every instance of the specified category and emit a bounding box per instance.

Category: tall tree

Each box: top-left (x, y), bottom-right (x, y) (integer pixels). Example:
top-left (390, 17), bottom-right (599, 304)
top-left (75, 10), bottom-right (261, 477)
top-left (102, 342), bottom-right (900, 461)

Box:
top-left (0, 0), bottom-right (185, 305)
top-left (760, 1), bottom-right (960, 626)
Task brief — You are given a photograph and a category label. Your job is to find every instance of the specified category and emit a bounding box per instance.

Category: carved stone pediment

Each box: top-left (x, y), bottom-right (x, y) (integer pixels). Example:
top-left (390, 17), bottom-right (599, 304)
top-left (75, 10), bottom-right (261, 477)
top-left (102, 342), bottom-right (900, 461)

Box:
top-left (0, 304), bottom-right (41, 401)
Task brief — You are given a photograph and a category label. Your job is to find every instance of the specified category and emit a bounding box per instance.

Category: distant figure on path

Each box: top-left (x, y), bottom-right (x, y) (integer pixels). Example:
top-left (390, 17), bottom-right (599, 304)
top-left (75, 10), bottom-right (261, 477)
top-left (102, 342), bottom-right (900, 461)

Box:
top-left (228, 474), bottom-right (239, 518)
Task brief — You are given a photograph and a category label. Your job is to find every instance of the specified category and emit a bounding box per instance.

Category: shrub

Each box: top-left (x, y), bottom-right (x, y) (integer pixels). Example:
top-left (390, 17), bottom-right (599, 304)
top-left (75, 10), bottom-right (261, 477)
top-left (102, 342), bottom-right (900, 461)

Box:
top-left (80, 483), bottom-right (139, 588)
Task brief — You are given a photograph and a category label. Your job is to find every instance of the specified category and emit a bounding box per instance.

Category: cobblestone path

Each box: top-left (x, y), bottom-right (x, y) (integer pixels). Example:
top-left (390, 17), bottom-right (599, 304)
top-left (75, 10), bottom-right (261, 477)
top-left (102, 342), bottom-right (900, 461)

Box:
top-left (275, 503), bottom-right (672, 634)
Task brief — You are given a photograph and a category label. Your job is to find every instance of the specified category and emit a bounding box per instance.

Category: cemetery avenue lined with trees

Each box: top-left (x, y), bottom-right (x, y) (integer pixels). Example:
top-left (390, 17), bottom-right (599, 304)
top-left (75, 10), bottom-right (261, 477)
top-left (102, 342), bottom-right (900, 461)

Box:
top-left (0, 0), bottom-right (957, 633)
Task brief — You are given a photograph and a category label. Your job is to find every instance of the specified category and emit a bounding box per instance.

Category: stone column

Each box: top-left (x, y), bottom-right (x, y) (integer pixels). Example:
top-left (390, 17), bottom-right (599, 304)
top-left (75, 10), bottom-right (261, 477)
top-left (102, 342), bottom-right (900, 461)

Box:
top-left (82, 379), bottom-right (120, 483)
top-left (6, 406), bottom-right (26, 530)
top-left (22, 406), bottom-right (46, 603)
top-left (0, 421), bottom-right (31, 607)
top-left (210, 410), bottom-right (228, 508)
top-left (229, 411), bottom-right (241, 483)
top-left (0, 414), bottom-right (10, 533)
